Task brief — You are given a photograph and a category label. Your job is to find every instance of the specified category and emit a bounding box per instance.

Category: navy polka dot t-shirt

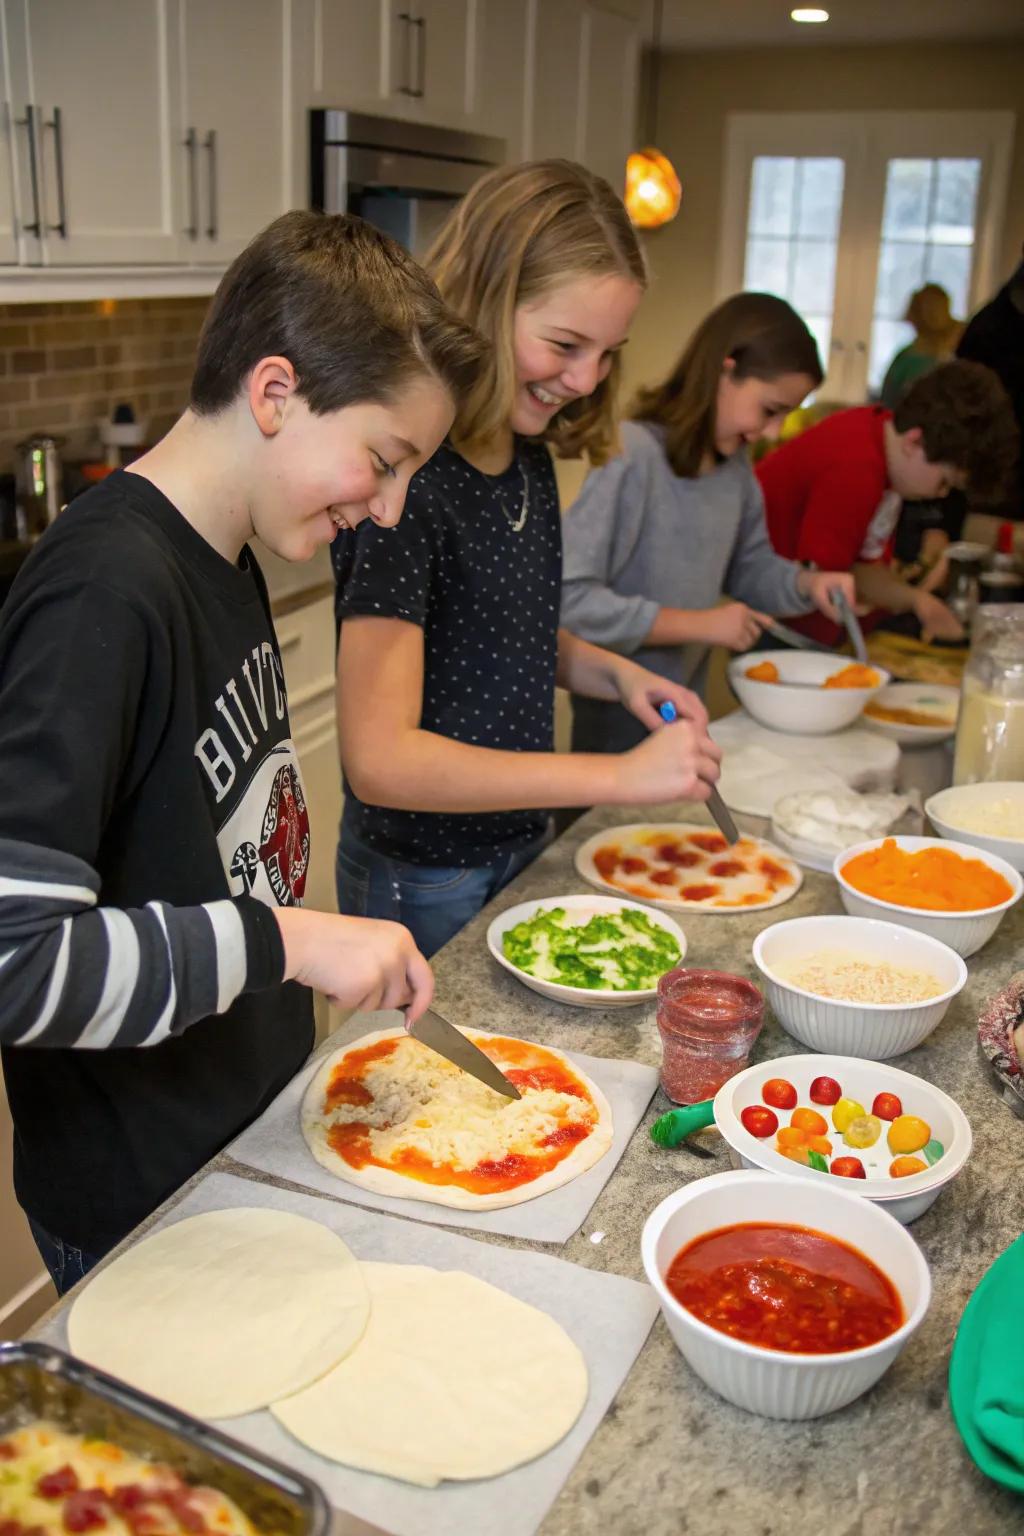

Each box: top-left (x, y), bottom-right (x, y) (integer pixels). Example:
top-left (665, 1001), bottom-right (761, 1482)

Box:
top-left (332, 439), bottom-right (562, 866)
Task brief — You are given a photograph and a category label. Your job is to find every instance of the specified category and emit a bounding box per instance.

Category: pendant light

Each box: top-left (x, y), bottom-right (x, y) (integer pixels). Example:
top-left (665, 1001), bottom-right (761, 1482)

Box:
top-left (624, 0), bottom-right (681, 230)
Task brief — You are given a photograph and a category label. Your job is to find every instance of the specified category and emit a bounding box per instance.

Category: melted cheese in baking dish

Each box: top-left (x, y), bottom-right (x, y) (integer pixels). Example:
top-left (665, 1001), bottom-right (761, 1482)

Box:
top-left (319, 1035), bottom-right (599, 1194)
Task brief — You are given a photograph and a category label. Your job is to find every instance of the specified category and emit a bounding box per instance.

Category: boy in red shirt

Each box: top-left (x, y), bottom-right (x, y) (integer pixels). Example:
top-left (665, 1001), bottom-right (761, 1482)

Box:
top-left (758, 360), bottom-right (1017, 645)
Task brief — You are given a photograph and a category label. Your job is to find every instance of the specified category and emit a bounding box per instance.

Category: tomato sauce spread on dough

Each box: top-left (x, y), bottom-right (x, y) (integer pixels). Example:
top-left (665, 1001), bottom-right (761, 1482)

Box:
top-left (666, 1223), bottom-right (902, 1353)
top-left (324, 1036), bottom-right (596, 1194)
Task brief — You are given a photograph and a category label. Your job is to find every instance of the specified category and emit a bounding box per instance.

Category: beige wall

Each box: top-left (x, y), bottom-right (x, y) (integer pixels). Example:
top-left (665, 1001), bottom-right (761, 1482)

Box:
top-left (623, 39), bottom-right (1024, 401)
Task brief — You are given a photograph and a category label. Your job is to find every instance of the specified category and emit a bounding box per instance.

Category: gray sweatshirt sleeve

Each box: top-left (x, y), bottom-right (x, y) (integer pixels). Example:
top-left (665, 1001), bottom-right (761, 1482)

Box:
top-left (560, 428), bottom-right (661, 655)
top-left (724, 460), bottom-right (812, 615)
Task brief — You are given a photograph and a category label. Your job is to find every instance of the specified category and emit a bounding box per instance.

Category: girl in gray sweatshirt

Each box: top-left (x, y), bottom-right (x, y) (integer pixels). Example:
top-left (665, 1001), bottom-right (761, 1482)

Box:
top-left (561, 293), bottom-right (855, 752)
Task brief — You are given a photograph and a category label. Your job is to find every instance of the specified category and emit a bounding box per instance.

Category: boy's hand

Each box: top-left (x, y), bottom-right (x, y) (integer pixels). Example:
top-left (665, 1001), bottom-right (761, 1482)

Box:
top-left (799, 570), bottom-right (859, 622)
top-left (912, 591), bottom-right (965, 644)
top-left (698, 602), bottom-right (770, 652)
top-left (613, 661), bottom-right (709, 734)
top-left (616, 719), bottom-right (721, 805)
top-left (275, 910), bottom-right (434, 1022)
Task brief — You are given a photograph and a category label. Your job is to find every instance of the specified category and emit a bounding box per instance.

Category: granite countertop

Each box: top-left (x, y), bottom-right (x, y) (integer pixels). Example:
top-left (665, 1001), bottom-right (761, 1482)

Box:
top-left (30, 799), bottom-right (1024, 1535)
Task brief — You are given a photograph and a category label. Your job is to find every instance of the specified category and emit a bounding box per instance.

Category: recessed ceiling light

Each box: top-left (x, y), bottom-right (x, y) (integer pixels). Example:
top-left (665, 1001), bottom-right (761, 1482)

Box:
top-left (791, 7), bottom-right (830, 21)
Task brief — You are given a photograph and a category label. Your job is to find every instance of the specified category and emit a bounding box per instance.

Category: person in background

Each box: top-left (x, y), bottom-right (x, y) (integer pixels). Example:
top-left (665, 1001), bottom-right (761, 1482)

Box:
top-left (879, 283), bottom-right (963, 411)
top-left (0, 211), bottom-right (486, 1289)
top-left (332, 160), bottom-right (720, 958)
top-left (957, 243), bottom-right (1024, 522)
top-left (559, 293), bottom-right (855, 754)
top-left (758, 360), bottom-right (1018, 646)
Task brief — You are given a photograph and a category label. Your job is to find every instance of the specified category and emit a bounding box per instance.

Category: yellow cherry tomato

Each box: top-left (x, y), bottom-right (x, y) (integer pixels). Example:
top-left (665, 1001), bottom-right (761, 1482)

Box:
top-left (887, 1114), bottom-right (931, 1155)
top-left (831, 1097), bottom-right (865, 1134)
top-left (890, 1155), bottom-right (927, 1178)
top-left (790, 1106), bottom-right (828, 1136)
top-left (777, 1126), bottom-right (807, 1148)
top-left (843, 1114), bottom-right (882, 1150)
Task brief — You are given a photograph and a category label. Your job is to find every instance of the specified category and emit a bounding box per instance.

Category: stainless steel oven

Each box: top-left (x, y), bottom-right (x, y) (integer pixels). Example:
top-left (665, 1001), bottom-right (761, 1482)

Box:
top-left (310, 110), bottom-right (504, 256)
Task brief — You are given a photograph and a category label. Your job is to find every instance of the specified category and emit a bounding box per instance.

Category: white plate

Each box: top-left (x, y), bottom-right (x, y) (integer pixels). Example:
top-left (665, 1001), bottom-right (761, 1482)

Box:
top-left (574, 823), bottom-right (803, 915)
top-left (486, 894), bottom-right (686, 1009)
top-left (861, 683), bottom-right (960, 746)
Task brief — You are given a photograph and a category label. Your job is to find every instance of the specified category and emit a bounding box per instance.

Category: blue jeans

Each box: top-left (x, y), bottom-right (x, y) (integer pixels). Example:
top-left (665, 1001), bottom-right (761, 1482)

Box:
top-left (29, 1218), bottom-right (101, 1296)
top-left (336, 818), bottom-right (550, 958)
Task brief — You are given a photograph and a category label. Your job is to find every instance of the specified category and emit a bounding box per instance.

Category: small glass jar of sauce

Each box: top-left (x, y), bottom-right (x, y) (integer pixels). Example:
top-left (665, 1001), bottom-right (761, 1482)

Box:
top-left (656, 967), bottom-right (765, 1104)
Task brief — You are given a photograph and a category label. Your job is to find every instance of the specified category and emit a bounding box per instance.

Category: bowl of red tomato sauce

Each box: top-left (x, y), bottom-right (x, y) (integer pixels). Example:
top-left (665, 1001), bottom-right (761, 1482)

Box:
top-left (642, 1170), bottom-right (930, 1419)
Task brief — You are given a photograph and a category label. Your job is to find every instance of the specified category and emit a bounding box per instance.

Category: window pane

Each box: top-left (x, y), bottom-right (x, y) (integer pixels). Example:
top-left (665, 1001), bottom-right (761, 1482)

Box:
top-left (875, 240), bottom-right (927, 318)
top-left (792, 238), bottom-right (838, 313)
top-left (869, 318), bottom-right (915, 395)
top-left (796, 159), bottom-right (844, 238)
top-left (749, 158), bottom-right (795, 236)
top-left (882, 160), bottom-right (933, 242)
top-left (925, 244), bottom-right (972, 313)
top-left (933, 158), bottom-right (980, 243)
top-left (744, 235), bottom-right (791, 296)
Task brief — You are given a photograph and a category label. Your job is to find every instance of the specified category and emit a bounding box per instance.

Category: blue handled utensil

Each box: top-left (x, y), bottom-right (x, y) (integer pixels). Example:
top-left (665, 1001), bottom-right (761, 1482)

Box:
top-left (658, 701), bottom-right (740, 846)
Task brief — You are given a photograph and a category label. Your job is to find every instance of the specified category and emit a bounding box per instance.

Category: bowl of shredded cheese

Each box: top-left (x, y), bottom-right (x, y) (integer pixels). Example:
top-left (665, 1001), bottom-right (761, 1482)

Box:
top-left (834, 836), bottom-right (1023, 959)
top-left (925, 782), bottom-right (1024, 874)
top-left (753, 914), bottom-right (968, 1058)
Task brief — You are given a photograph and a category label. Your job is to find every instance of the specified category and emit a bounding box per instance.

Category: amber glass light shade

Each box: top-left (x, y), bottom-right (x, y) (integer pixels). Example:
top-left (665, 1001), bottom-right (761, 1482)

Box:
top-left (624, 147), bottom-right (681, 229)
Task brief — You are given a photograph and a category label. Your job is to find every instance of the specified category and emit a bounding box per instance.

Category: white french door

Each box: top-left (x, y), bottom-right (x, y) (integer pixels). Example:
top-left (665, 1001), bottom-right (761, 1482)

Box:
top-left (718, 111), bottom-right (1015, 403)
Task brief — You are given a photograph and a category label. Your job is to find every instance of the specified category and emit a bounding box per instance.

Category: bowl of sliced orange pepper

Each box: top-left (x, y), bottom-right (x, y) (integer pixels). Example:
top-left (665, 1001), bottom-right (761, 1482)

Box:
top-left (728, 650), bottom-right (890, 735)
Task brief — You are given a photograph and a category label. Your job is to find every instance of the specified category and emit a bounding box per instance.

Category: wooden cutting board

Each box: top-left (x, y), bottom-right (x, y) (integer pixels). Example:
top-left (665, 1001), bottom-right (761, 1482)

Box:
top-left (866, 631), bottom-right (969, 687)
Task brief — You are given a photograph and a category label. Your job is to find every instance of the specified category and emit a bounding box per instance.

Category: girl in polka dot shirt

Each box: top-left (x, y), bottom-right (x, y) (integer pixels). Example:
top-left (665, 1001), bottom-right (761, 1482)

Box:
top-left (332, 160), bottom-right (720, 956)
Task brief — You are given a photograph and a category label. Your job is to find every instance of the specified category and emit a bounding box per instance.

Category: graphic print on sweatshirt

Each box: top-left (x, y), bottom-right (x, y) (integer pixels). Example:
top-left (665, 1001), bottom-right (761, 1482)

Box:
top-left (194, 639), bottom-right (309, 908)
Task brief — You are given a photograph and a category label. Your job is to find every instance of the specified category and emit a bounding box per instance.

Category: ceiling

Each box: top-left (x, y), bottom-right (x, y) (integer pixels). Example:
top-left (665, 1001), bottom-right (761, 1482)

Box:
top-left (658, 0), bottom-right (1024, 51)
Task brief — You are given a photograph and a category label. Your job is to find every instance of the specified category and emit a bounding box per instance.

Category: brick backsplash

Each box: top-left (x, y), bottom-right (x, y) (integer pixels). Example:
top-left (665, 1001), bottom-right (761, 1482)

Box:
top-left (0, 296), bottom-right (209, 472)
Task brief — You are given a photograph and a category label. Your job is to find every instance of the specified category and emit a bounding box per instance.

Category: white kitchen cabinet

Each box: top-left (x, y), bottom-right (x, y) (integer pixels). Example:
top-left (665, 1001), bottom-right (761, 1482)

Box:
top-left (529, 0), bottom-right (583, 162)
top-left (578, 3), bottom-right (637, 195)
top-left (476, 0), bottom-right (529, 158)
top-left (3, 0), bottom-right (182, 266)
top-left (179, 0), bottom-right (291, 263)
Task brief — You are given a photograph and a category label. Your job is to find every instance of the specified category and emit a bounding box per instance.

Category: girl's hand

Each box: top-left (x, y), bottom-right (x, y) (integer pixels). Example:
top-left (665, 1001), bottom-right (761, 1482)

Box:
top-left (614, 662), bottom-right (709, 734)
top-left (616, 719), bottom-right (721, 804)
top-left (275, 910), bottom-right (434, 1022)
top-left (698, 602), bottom-right (771, 652)
top-left (799, 570), bottom-right (858, 621)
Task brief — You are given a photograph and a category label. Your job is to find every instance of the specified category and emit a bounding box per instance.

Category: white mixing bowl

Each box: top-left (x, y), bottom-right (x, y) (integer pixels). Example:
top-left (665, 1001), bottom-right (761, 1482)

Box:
top-left (728, 651), bottom-right (889, 736)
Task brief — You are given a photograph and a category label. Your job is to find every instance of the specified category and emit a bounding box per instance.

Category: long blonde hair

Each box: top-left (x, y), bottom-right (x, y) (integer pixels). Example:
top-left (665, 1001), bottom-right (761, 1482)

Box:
top-left (425, 159), bottom-right (646, 465)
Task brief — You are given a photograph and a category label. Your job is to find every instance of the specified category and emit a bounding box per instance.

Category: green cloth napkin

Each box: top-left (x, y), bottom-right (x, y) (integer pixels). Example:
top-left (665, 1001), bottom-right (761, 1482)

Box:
top-left (949, 1232), bottom-right (1024, 1493)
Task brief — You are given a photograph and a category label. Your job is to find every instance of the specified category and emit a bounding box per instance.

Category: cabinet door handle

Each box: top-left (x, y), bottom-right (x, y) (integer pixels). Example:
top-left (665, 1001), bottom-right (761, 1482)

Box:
top-left (397, 11), bottom-right (415, 96)
top-left (203, 128), bottom-right (217, 241)
top-left (44, 105), bottom-right (68, 237)
top-left (414, 16), bottom-right (426, 98)
top-left (183, 127), bottom-right (199, 239)
top-left (15, 103), bottom-right (43, 237)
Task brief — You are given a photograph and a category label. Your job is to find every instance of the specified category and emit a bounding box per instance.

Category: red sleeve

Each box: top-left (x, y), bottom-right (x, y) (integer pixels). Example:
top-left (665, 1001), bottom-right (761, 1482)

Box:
top-left (791, 465), bottom-right (887, 570)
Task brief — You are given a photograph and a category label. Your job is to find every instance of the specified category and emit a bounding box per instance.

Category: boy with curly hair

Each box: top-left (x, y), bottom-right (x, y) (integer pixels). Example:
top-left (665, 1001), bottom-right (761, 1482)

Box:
top-left (757, 359), bottom-right (1018, 644)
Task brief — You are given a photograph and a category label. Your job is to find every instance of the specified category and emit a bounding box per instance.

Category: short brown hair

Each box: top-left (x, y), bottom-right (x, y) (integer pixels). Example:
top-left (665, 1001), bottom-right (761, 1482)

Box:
top-left (425, 159), bottom-right (647, 465)
top-left (894, 360), bottom-right (1018, 503)
top-left (190, 210), bottom-right (487, 416)
top-left (631, 292), bottom-right (823, 478)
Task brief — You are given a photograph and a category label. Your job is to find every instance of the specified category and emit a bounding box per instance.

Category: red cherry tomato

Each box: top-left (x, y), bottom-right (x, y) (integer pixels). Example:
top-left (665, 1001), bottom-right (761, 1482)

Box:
top-left (740, 1105), bottom-right (778, 1139)
top-left (872, 1091), bottom-right (903, 1122)
top-left (762, 1078), bottom-right (797, 1110)
top-left (831, 1156), bottom-right (866, 1179)
top-left (809, 1075), bottom-right (842, 1105)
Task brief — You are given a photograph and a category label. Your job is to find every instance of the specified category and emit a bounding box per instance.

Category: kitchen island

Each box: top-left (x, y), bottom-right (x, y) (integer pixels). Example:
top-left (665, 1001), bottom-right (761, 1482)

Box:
top-left (30, 798), bottom-right (1024, 1536)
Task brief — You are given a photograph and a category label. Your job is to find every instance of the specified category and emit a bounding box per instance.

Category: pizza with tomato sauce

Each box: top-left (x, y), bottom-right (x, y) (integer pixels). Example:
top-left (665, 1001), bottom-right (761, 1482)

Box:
top-left (575, 822), bottom-right (802, 912)
top-left (301, 1028), bottom-right (613, 1210)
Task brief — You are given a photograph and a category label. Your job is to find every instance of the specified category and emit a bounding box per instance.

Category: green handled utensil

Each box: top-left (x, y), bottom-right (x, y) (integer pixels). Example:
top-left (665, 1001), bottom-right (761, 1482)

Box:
top-left (650, 1099), bottom-right (716, 1150)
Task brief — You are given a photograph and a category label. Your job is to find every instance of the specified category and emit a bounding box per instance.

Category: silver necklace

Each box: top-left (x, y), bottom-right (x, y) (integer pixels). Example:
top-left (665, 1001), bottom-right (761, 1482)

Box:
top-left (496, 461), bottom-right (531, 533)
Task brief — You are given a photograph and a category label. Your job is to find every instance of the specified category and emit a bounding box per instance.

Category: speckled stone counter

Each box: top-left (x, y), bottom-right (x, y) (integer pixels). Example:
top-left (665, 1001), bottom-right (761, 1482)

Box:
top-left (30, 799), bottom-right (1024, 1536)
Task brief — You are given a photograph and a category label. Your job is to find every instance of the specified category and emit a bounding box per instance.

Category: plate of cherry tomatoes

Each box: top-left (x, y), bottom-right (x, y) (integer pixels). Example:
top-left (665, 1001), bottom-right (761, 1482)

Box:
top-left (713, 1053), bottom-right (972, 1224)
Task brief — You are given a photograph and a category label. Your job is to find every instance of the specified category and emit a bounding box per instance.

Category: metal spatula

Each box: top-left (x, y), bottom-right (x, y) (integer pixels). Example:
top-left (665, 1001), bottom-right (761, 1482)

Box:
top-left (832, 585), bottom-right (869, 664)
top-left (658, 701), bottom-right (740, 846)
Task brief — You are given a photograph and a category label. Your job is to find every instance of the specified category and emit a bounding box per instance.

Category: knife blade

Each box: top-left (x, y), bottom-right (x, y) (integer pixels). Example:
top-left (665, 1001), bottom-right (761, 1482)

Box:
top-left (658, 701), bottom-right (740, 845)
top-left (405, 1005), bottom-right (522, 1100)
top-left (759, 616), bottom-right (834, 654)
top-left (831, 585), bottom-right (869, 664)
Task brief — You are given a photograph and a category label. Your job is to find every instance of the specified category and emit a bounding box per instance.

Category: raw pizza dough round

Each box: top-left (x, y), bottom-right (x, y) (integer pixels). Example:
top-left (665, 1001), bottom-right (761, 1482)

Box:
top-left (68, 1209), bottom-right (369, 1418)
top-left (575, 821), bottom-right (803, 913)
top-left (301, 1027), bottom-right (614, 1211)
top-left (271, 1262), bottom-right (588, 1486)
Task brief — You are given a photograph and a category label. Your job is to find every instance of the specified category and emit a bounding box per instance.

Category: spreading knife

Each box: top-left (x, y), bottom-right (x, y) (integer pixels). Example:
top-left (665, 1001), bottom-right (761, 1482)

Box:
top-left (658, 701), bottom-right (740, 846)
top-left (403, 1004), bottom-right (522, 1100)
top-left (759, 616), bottom-right (834, 654)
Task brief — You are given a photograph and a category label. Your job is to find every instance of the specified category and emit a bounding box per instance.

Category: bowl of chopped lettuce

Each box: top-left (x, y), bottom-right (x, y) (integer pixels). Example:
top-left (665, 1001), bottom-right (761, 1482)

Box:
top-left (487, 894), bottom-right (687, 1007)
